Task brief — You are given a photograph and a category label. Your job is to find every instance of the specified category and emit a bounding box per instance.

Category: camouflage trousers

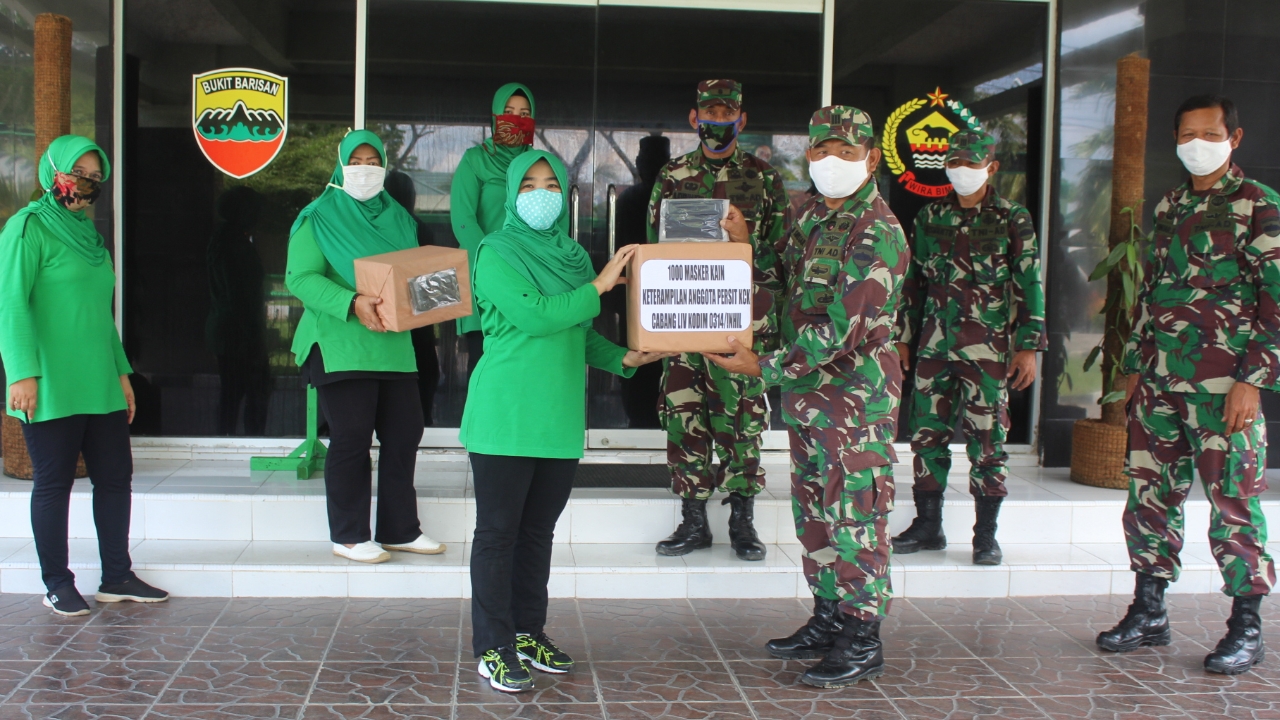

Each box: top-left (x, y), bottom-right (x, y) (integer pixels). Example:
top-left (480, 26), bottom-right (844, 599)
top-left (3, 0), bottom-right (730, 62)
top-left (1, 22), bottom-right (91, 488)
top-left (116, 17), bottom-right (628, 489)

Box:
top-left (789, 422), bottom-right (896, 620)
top-left (661, 352), bottom-right (767, 500)
top-left (1125, 382), bottom-right (1276, 597)
top-left (908, 359), bottom-right (1010, 497)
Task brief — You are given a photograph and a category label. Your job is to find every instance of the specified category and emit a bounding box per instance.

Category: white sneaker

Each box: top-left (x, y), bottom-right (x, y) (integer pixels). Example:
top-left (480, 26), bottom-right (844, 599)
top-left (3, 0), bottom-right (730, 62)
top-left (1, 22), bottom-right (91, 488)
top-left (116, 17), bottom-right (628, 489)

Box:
top-left (383, 534), bottom-right (447, 555)
top-left (333, 542), bottom-right (391, 564)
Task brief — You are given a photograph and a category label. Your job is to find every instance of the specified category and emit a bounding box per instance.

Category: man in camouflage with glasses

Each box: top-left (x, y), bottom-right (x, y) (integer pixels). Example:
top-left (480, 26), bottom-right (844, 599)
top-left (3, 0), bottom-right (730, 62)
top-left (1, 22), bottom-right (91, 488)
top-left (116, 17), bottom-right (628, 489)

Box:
top-left (647, 79), bottom-right (787, 562)
top-left (891, 129), bottom-right (1046, 567)
top-left (706, 106), bottom-right (909, 688)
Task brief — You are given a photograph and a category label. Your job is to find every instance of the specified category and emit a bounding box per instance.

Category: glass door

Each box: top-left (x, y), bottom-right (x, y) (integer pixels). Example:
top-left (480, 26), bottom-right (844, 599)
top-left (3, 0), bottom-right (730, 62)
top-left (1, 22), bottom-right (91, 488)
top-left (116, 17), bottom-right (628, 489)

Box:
top-left (365, 0), bottom-right (597, 444)
top-left (586, 2), bottom-right (825, 449)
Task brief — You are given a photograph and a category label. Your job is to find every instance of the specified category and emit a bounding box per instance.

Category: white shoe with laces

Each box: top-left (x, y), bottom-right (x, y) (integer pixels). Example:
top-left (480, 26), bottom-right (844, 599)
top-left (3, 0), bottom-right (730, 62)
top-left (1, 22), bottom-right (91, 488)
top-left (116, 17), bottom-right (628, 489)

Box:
top-left (333, 541), bottom-right (391, 564)
top-left (383, 534), bottom-right (447, 555)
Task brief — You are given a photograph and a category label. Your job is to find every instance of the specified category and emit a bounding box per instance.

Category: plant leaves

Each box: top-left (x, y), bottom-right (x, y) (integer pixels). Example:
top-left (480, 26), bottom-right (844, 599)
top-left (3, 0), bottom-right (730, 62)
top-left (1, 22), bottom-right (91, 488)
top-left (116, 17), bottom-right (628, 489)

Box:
top-left (1101, 390), bottom-right (1127, 405)
top-left (1083, 344), bottom-right (1102, 372)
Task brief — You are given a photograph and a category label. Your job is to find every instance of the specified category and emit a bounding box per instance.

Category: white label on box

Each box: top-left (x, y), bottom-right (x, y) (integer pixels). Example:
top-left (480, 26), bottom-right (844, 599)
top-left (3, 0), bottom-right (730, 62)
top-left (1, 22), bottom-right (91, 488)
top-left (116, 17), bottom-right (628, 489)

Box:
top-left (638, 258), bottom-right (753, 332)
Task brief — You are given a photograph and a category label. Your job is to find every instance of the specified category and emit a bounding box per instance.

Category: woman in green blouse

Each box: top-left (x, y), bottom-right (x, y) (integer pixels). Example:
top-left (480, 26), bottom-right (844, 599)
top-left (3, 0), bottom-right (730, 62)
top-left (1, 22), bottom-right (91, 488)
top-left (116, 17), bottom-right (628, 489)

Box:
top-left (461, 150), bottom-right (669, 693)
top-left (450, 82), bottom-right (539, 373)
top-left (0, 135), bottom-right (168, 616)
top-left (286, 129), bottom-right (443, 565)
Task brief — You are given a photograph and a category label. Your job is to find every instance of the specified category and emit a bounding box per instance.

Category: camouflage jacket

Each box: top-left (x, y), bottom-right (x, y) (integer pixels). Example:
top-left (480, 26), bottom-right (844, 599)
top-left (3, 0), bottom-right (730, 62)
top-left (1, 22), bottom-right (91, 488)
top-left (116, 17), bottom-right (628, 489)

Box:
top-left (894, 187), bottom-right (1046, 362)
top-left (1122, 164), bottom-right (1280, 394)
top-left (647, 147), bottom-right (786, 341)
top-left (760, 179), bottom-right (910, 452)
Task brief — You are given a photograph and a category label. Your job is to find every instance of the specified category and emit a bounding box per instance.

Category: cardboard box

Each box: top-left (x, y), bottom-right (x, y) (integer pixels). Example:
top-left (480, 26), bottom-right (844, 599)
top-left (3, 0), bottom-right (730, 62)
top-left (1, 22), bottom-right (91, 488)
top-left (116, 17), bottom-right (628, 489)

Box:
top-left (627, 242), bottom-right (753, 353)
top-left (354, 245), bottom-right (472, 332)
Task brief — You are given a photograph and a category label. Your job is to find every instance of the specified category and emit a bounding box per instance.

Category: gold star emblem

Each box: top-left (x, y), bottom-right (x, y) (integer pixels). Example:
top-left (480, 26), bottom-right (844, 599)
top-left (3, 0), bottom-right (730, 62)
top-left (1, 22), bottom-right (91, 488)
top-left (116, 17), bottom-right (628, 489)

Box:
top-left (927, 87), bottom-right (949, 107)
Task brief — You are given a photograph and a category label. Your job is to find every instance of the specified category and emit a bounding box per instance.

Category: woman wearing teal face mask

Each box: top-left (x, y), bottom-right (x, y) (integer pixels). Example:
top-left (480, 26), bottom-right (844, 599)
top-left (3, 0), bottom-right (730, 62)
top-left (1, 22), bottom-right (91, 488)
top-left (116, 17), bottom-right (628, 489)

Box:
top-left (287, 130), bottom-right (445, 565)
top-left (461, 150), bottom-right (670, 693)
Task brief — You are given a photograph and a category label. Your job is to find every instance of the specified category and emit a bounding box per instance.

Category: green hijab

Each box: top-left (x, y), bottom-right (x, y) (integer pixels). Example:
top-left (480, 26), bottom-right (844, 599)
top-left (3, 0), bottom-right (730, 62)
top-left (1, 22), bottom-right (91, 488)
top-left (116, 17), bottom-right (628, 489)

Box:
top-left (480, 150), bottom-right (594, 325)
top-left (289, 129), bottom-right (417, 286)
top-left (0, 135), bottom-right (111, 266)
top-left (470, 82), bottom-right (536, 184)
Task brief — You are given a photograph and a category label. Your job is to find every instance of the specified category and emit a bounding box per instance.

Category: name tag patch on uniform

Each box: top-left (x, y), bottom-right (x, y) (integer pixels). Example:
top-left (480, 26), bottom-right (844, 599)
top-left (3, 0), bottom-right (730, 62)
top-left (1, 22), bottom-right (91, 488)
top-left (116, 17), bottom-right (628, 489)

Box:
top-left (973, 237), bottom-right (1004, 255)
top-left (925, 223), bottom-right (956, 240)
top-left (968, 225), bottom-right (1008, 243)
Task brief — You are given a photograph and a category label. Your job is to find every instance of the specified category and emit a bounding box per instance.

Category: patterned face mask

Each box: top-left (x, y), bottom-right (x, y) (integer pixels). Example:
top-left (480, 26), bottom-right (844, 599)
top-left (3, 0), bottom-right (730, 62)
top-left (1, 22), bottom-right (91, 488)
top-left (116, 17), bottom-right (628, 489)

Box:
top-left (50, 157), bottom-right (102, 208)
top-left (697, 118), bottom-right (740, 153)
top-left (494, 114), bottom-right (536, 147)
top-left (515, 188), bottom-right (562, 231)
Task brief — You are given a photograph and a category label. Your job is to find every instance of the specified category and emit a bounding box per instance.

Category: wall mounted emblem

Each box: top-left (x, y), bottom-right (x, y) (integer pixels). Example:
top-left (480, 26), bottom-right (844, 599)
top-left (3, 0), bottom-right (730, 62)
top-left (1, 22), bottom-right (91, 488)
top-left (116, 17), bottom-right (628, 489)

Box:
top-left (882, 87), bottom-right (982, 198)
top-left (192, 68), bottom-right (289, 178)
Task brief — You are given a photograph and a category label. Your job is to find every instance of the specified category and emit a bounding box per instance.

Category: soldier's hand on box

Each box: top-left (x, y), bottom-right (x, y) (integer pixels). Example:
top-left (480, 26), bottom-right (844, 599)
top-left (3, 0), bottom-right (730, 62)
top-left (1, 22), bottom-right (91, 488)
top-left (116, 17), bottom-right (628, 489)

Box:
top-left (593, 244), bottom-right (639, 295)
top-left (1224, 381), bottom-right (1261, 435)
top-left (623, 351), bottom-right (677, 368)
top-left (702, 336), bottom-right (762, 377)
top-left (722, 205), bottom-right (750, 244)
top-left (1008, 350), bottom-right (1037, 391)
top-left (354, 295), bottom-right (387, 332)
top-left (895, 342), bottom-right (911, 372)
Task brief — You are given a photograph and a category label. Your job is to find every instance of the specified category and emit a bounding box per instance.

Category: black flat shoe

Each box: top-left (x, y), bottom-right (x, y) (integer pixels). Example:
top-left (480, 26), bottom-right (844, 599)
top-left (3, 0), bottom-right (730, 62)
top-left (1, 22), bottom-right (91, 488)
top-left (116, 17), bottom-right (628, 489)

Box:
top-left (95, 576), bottom-right (169, 604)
top-left (44, 586), bottom-right (90, 617)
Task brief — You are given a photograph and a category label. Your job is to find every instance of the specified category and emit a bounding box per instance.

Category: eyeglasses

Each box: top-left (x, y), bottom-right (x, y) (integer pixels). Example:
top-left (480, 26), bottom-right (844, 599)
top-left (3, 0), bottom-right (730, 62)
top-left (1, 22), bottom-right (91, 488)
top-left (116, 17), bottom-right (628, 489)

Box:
top-left (69, 170), bottom-right (104, 182)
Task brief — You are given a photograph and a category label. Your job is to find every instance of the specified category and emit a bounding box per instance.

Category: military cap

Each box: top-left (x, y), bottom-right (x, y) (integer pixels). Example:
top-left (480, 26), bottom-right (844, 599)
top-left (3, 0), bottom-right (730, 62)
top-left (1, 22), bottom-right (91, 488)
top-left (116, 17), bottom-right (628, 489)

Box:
top-left (945, 130), bottom-right (996, 164)
top-left (809, 105), bottom-right (874, 148)
top-left (697, 79), bottom-right (742, 111)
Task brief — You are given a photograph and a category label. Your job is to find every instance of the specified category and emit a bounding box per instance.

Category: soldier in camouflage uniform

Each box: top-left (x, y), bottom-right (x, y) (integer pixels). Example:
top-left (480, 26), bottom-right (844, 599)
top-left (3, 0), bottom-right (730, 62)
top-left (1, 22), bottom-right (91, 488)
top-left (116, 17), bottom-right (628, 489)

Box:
top-left (649, 80), bottom-right (787, 561)
top-left (1097, 95), bottom-right (1279, 676)
top-left (891, 130), bottom-right (1046, 566)
top-left (706, 106), bottom-right (909, 688)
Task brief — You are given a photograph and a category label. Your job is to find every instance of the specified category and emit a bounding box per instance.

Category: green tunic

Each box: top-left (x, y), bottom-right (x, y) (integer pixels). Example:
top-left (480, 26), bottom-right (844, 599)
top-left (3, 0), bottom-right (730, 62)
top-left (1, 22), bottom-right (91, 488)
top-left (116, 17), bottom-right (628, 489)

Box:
top-left (459, 248), bottom-right (633, 458)
top-left (285, 218), bottom-right (415, 372)
top-left (0, 215), bottom-right (131, 422)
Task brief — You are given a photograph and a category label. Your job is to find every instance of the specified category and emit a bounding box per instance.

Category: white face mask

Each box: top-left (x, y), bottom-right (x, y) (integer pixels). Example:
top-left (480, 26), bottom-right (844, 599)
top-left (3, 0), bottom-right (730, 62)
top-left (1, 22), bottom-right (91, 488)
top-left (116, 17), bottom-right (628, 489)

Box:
top-left (945, 165), bottom-right (991, 197)
top-left (809, 155), bottom-right (869, 199)
top-left (1176, 138), bottom-right (1233, 177)
top-left (340, 164), bottom-right (386, 201)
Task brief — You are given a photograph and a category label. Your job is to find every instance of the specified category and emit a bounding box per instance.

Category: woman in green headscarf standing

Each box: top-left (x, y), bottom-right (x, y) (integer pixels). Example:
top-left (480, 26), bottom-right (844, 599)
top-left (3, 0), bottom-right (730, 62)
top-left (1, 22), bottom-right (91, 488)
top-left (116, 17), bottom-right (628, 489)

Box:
top-left (0, 135), bottom-right (169, 616)
top-left (450, 82), bottom-right (539, 374)
top-left (287, 129), bottom-right (444, 565)
top-left (461, 149), bottom-right (670, 693)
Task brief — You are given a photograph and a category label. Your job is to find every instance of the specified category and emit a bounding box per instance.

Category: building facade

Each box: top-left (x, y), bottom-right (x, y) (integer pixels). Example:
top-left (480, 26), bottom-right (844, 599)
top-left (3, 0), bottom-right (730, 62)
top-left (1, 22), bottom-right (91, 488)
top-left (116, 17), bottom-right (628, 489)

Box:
top-left (0, 0), bottom-right (1276, 466)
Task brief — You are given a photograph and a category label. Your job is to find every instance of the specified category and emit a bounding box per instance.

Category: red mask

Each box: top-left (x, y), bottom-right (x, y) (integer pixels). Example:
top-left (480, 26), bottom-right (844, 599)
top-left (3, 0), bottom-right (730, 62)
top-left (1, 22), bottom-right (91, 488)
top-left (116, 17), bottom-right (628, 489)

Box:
top-left (494, 114), bottom-right (535, 147)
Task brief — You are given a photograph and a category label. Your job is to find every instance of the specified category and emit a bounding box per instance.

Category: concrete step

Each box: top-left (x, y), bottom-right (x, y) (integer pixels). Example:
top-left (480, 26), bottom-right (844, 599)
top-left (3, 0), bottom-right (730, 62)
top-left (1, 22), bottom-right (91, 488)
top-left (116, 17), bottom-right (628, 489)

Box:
top-left (1, 454), bottom-right (1275, 600)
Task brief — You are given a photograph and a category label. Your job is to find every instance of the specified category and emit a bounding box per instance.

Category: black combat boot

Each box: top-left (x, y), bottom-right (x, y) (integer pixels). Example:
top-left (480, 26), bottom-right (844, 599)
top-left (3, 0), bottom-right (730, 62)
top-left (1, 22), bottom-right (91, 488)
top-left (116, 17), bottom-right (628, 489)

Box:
top-left (1205, 596), bottom-right (1265, 675)
top-left (891, 490), bottom-right (946, 554)
top-left (765, 597), bottom-right (844, 659)
top-left (972, 495), bottom-right (1003, 566)
top-left (724, 492), bottom-right (766, 561)
top-left (1097, 573), bottom-right (1171, 652)
top-left (655, 498), bottom-right (712, 556)
top-left (799, 612), bottom-right (884, 688)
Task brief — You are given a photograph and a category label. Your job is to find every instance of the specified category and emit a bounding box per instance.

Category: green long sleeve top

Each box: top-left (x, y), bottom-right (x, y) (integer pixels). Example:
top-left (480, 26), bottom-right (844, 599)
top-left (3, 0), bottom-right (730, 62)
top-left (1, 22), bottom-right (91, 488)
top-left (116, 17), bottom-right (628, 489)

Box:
top-left (286, 218), bottom-right (415, 372)
top-left (0, 215), bottom-right (131, 422)
top-left (459, 247), bottom-right (634, 459)
top-left (450, 145), bottom-right (513, 335)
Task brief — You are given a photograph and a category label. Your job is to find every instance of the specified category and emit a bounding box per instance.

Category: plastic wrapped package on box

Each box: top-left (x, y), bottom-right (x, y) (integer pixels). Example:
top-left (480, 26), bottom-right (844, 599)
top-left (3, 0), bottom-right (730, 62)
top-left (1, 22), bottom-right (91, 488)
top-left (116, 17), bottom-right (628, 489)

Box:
top-left (659, 198), bottom-right (730, 242)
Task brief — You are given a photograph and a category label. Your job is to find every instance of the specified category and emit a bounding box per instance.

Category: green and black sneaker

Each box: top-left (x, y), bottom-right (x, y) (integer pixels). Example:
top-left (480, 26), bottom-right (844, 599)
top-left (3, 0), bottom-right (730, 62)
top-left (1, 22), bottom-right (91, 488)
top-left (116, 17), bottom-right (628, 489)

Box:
top-left (478, 645), bottom-right (534, 693)
top-left (516, 632), bottom-right (575, 674)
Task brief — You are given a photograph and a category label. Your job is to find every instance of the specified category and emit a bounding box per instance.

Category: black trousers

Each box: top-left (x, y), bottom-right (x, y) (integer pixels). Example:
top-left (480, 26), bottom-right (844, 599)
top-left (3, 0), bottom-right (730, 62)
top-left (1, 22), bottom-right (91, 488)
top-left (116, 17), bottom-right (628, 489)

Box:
top-left (317, 377), bottom-right (424, 545)
top-left (465, 331), bottom-right (484, 376)
top-left (469, 453), bottom-right (577, 656)
top-left (22, 410), bottom-right (134, 592)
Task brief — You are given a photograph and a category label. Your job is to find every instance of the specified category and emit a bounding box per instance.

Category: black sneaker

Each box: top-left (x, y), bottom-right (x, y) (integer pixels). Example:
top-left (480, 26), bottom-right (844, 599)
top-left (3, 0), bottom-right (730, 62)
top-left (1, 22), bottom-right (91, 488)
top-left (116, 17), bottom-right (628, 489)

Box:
top-left (95, 576), bottom-right (169, 604)
top-left (516, 632), bottom-right (575, 674)
top-left (478, 645), bottom-right (534, 693)
top-left (43, 587), bottom-right (90, 617)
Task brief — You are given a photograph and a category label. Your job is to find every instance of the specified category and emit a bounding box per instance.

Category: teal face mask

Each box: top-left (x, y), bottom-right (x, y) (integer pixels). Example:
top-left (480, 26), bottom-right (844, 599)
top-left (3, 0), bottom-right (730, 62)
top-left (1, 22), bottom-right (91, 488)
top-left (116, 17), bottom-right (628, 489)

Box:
top-left (515, 188), bottom-right (563, 231)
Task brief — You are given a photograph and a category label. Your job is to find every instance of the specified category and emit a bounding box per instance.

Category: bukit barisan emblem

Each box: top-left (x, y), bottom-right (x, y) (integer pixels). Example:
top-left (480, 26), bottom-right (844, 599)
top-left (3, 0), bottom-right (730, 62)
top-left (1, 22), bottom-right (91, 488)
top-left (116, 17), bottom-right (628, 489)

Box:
top-left (882, 87), bottom-right (983, 198)
top-left (192, 68), bottom-right (288, 179)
